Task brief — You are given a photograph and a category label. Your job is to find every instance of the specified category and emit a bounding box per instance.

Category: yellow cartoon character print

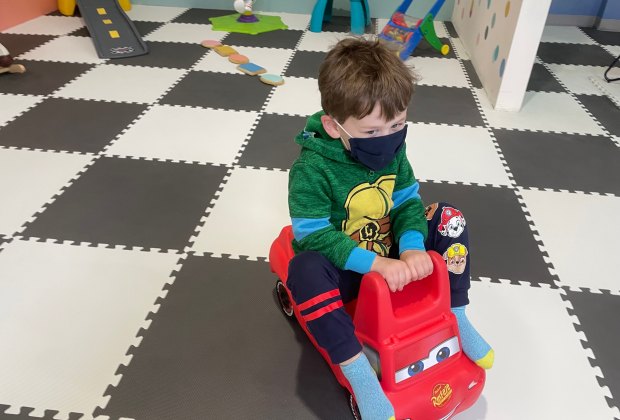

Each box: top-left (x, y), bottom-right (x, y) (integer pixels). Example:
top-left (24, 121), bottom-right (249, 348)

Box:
top-left (342, 175), bottom-right (396, 256)
top-left (442, 243), bottom-right (468, 275)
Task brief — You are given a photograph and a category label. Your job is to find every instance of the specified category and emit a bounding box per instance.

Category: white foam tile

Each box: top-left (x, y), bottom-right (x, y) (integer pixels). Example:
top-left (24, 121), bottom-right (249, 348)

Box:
top-left (0, 148), bottom-right (93, 236)
top-left (105, 105), bottom-right (258, 165)
top-left (145, 22), bottom-right (226, 44)
top-left (475, 89), bottom-right (605, 135)
top-left (264, 76), bottom-right (321, 116)
top-left (540, 26), bottom-right (596, 44)
top-left (546, 64), bottom-right (609, 95)
top-left (405, 56), bottom-right (469, 88)
top-left (297, 30), bottom-right (349, 52)
top-left (3, 15), bottom-right (85, 36)
top-left (0, 94), bottom-right (43, 127)
top-left (18, 36), bottom-right (105, 64)
top-left (435, 20), bottom-right (449, 39)
top-left (450, 37), bottom-right (471, 60)
top-left (190, 167), bottom-right (289, 258)
top-left (125, 4), bottom-right (188, 22)
top-left (603, 44), bottom-right (620, 57)
top-left (590, 74), bottom-right (620, 104)
top-left (518, 189), bottom-right (620, 293)
top-left (194, 47), bottom-right (294, 75)
top-left (254, 11), bottom-right (310, 31)
top-left (54, 64), bottom-right (185, 104)
top-left (0, 240), bottom-right (180, 418)
top-left (452, 281), bottom-right (615, 420)
top-left (406, 123), bottom-right (511, 186)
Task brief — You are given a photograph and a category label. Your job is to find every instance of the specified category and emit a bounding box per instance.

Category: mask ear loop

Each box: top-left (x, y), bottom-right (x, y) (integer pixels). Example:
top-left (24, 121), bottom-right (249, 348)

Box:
top-left (333, 119), bottom-right (353, 151)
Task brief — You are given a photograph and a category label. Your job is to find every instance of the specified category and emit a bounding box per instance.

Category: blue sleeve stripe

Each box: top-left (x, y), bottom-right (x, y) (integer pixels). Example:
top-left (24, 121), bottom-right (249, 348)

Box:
top-left (399, 230), bottom-right (426, 253)
top-left (392, 182), bottom-right (421, 209)
top-left (291, 217), bottom-right (331, 241)
top-left (344, 247), bottom-right (377, 274)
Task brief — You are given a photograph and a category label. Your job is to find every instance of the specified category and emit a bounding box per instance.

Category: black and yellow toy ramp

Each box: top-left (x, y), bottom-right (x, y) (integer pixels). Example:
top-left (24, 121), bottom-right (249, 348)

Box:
top-left (58, 0), bottom-right (148, 59)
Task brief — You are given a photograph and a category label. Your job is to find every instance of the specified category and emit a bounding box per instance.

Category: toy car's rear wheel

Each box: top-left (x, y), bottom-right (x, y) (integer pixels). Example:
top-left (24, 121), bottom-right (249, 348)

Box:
top-left (349, 394), bottom-right (361, 419)
top-left (275, 280), bottom-right (294, 317)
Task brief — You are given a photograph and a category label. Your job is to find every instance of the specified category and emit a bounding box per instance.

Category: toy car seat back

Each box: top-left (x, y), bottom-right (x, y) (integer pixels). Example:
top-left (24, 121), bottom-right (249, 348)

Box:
top-left (269, 226), bottom-right (295, 282)
top-left (353, 251), bottom-right (450, 344)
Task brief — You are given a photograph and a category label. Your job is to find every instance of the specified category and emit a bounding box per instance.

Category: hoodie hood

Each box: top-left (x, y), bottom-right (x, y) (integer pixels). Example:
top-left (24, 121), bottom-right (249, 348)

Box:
top-left (294, 111), bottom-right (356, 164)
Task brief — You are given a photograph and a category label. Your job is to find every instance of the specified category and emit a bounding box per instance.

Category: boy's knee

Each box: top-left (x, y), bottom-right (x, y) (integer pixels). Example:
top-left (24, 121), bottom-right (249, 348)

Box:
top-left (287, 251), bottom-right (336, 298)
top-left (289, 251), bottom-right (329, 276)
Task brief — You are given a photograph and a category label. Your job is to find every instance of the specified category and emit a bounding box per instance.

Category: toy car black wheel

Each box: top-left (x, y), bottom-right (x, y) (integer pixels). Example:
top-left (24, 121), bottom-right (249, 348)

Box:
top-left (349, 394), bottom-right (361, 419)
top-left (275, 280), bottom-right (294, 317)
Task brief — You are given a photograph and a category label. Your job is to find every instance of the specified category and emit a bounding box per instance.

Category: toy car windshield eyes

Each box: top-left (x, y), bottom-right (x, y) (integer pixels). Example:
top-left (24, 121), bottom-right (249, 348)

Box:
top-left (395, 336), bottom-right (461, 383)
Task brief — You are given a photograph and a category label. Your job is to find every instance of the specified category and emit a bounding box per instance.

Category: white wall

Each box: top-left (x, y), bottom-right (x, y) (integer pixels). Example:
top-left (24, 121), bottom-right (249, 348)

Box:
top-left (452, 0), bottom-right (551, 111)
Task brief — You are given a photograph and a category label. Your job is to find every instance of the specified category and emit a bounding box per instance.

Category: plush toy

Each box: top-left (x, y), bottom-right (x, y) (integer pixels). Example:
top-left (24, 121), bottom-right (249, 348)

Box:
top-left (0, 42), bottom-right (26, 74)
top-left (233, 0), bottom-right (254, 15)
top-left (233, 0), bottom-right (258, 23)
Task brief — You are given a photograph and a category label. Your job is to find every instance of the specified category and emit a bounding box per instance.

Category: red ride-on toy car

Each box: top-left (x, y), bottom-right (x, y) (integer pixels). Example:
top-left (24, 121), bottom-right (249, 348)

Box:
top-left (269, 226), bottom-right (485, 420)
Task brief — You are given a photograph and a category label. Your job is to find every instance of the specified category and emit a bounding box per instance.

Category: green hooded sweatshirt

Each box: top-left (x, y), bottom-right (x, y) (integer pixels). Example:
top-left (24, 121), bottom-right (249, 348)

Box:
top-left (288, 111), bottom-right (428, 274)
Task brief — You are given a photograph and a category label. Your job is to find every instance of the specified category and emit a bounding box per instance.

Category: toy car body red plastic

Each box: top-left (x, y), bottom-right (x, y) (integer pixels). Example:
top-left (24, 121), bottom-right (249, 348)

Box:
top-left (270, 226), bottom-right (485, 420)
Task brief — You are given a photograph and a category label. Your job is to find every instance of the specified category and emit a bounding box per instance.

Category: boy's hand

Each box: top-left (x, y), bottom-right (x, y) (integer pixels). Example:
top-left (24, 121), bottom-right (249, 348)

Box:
top-left (400, 250), bottom-right (433, 281)
top-left (370, 256), bottom-right (413, 293)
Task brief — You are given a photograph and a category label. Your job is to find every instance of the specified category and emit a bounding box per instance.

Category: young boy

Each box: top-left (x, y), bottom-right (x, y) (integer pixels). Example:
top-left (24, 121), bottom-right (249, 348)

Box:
top-left (287, 37), bottom-right (493, 420)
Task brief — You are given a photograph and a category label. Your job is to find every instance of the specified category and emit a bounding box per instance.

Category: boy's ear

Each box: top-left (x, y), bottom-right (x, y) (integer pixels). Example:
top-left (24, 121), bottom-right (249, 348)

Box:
top-left (320, 114), bottom-right (341, 139)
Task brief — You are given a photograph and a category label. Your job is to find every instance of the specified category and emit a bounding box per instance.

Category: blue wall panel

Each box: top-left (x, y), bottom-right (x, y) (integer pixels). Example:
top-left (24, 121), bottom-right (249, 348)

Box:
top-left (133, 0), bottom-right (457, 20)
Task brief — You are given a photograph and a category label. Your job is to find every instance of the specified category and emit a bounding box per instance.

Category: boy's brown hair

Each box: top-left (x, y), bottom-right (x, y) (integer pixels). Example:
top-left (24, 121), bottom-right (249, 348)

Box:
top-left (318, 37), bottom-right (418, 123)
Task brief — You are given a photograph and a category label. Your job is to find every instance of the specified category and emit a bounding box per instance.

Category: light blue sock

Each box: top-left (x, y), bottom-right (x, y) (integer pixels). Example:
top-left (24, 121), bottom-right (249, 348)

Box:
top-left (452, 306), bottom-right (494, 369)
top-left (341, 353), bottom-right (395, 420)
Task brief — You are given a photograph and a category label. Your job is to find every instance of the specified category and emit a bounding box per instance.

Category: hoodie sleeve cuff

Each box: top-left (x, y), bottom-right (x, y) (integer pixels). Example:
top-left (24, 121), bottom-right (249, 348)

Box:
top-left (344, 247), bottom-right (377, 274)
top-left (399, 230), bottom-right (426, 254)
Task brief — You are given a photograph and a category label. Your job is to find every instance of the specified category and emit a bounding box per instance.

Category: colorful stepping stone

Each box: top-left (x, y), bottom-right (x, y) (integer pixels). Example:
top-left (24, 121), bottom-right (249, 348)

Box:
top-left (201, 39), bottom-right (222, 48)
top-left (214, 45), bottom-right (238, 57)
top-left (259, 73), bottom-right (285, 86)
top-left (228, 53), bottom-right (249, 64)
top-left (237, 62), bottom-right (266, 76)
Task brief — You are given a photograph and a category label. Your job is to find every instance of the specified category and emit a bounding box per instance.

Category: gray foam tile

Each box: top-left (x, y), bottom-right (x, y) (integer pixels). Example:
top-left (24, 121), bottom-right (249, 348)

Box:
top-left (222, 30), bottom-right (303, 50)
top-left (0, 98), bottom-right (147, 153)
top-left (407, 85), bottom-right (485, 126)
top-left (563, 289), bottom-right (620, 408)
top-left (494, 129), bottom-right (620, 195)
top-left (21, 157), bottom-right (228, 250)
top-left (462, 59), bottom-right (482, 89)
top-left (111, 41), bottom-right (206, 69)
top-left (0, 60), bottom-right (94, 96)
top-left (0, 33), bottom-right (56, 57)
top-left (538, 43), bottom-right (614, 67)
top-left (576, 94), bottom-right (620, 137)
top-left (160, 70), bottom-right (272, 111)
top-left (414, 38), bottom-right (457, 59)
top-left (237, 113), bottom-right (305, 170)
top-left (527, 62), bottom-right (565, 93)
top-left (172, 8), bottom-right (234, 23)
top-left (99, 255), bottom-right (351, 420)
top-left (580, 27), bottom-right (620, 47)
top-left (285, 50), bottom-right (326, 79)
top-left (419, 181), bottom-right (554, 285)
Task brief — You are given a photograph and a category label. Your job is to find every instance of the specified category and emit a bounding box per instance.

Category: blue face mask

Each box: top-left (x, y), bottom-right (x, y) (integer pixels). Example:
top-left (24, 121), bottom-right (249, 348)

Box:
top-left (336, 121), bottom-right (408, 171)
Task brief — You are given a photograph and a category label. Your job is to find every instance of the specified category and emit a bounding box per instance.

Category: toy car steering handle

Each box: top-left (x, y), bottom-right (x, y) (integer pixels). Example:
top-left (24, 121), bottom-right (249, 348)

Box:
top-left (354, 250), bottom-right (451, 342)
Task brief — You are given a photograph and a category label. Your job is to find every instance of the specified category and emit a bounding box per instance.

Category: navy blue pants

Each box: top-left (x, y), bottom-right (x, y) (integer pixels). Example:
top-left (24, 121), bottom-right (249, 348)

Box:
top-left (287, 202), bottom-right (471, 364)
